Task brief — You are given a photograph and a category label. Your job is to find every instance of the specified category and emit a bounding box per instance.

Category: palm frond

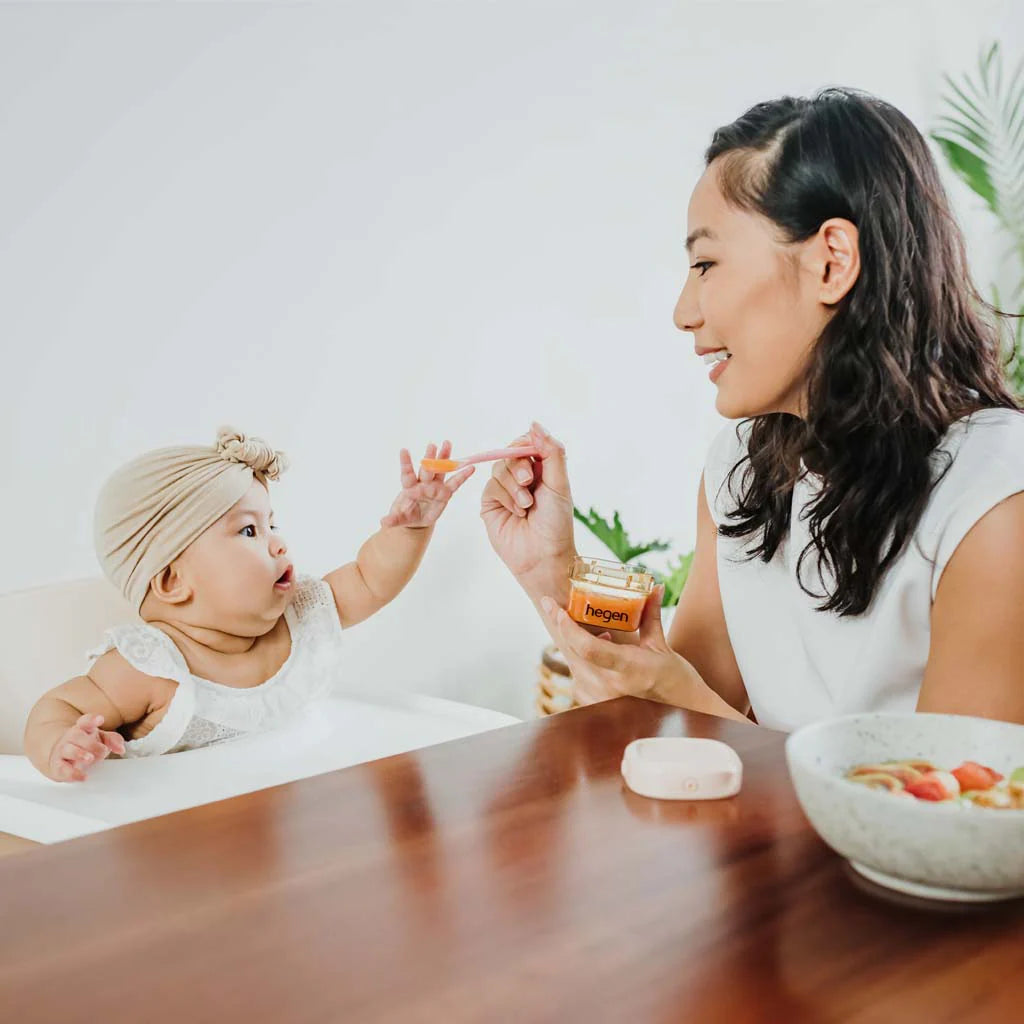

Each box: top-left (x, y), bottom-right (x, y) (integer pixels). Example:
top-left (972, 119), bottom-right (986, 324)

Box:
top-left (932, 43), bottom-right (1024, 243)
top-left (933, 42), bottom-right (1024, 396)
top-left (932, 137), bottom-right (998, 211)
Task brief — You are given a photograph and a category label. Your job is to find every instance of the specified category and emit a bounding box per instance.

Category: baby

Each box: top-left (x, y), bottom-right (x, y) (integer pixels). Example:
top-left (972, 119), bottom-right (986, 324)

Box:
top-left (24, 427), bottom-right (474, 781)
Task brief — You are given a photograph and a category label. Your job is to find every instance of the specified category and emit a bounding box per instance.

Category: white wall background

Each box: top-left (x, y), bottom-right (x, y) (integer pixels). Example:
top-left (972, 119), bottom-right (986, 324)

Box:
top-left (2, 1), bottom-right (1021, 718)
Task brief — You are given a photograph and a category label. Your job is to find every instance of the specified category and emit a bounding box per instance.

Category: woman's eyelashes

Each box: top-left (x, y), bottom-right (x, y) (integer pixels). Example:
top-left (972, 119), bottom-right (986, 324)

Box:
top-left (690, 260), bottom-right (715, 277)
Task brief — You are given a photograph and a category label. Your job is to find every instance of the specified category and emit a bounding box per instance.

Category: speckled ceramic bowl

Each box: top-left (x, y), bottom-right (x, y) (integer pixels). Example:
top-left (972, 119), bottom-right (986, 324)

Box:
top-left (785, 713), bottom-right (1024, 902)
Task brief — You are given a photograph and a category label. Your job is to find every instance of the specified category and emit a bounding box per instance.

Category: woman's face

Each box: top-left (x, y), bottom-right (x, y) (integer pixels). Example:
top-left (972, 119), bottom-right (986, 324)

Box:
top-left (673, 160), bottom-right (836, 420)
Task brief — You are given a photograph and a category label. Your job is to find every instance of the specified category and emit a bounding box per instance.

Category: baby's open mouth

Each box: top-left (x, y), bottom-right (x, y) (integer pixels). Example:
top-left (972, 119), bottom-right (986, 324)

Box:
top-left (274, 565), bottom-right (294, 590)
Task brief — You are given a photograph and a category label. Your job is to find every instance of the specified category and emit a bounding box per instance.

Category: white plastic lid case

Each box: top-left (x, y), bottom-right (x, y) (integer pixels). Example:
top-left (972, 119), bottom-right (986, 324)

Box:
top-left (620, 737), bottom-right (743, 800)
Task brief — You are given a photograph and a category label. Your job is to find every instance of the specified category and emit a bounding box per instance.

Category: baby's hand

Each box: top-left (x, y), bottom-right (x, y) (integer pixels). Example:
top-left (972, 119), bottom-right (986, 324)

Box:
top-left (381, 441), bottom-right (475, 529)
top-left (47, 713), bottom-right (127, 783)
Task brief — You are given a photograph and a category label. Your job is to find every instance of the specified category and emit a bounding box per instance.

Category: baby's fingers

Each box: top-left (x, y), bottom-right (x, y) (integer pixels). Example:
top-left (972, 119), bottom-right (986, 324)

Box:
top-left (419, 442), bottom-right (439, 483)
top-left (420, 439), bottom-right (453, 485)
top-left (55, 759), bottom-right (88, 783)
top-left (445, 465), bottom-right (475, 494)
top-left (75, 713), bottom-right (104, 735)
top-left (398, 448), bottom-right (418, 490)
top-left (72, 727), bottom-right (111, 759)
top-left (99, 729), bottom-right (126, 756)
top-left (58, 739), bottom-right (99, 766)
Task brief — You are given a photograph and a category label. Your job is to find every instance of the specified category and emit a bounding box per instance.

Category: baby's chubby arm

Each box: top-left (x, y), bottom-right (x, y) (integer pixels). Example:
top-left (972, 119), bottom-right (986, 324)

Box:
top-left (325, 441), bottom-right (474, 628)
top-left (24, 651), bottom-right (166, 782)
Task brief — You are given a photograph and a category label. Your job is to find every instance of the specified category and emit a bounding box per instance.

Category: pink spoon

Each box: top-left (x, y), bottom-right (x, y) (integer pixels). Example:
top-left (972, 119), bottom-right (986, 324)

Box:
top-left (420, 446), bottom-right (542, 474)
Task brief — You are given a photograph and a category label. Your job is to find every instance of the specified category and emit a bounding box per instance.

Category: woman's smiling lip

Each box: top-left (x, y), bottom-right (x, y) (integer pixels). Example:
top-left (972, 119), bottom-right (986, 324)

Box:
top-left (696, 345), bottom-right (732, 381)
top-left (708, 356), bottom-right (731, 383)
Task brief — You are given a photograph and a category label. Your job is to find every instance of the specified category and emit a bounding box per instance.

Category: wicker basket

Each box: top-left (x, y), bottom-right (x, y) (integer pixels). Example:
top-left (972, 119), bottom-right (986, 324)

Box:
top-left (535, 644), bottom-right (577, 716)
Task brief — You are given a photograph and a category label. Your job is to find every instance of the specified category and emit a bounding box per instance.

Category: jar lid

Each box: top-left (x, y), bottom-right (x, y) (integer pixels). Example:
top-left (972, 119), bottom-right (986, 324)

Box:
top-left (621, 737), bottom-right (743, 800)
top-left (570, 556), bottom-right (654, 595)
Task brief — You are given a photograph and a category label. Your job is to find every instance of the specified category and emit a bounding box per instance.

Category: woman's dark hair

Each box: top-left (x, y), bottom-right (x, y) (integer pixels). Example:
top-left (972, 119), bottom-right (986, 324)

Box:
top-left (707, 87), bottom-right (1020, 616)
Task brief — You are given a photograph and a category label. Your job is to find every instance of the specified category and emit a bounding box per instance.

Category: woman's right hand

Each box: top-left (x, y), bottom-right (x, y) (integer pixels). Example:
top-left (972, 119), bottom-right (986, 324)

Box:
top-left (480, 421), bottom-right (576, 597)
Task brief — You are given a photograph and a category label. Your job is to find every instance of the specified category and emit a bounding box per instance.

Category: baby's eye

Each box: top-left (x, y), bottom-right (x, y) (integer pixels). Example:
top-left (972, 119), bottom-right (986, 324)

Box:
top-left (239, 525), bottom-right (257, 538)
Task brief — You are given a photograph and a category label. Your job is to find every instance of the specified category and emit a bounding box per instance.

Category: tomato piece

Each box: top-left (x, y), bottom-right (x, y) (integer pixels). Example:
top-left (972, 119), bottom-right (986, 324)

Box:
top-left (951, 761), bottom-right (1003, 792)
top-left (904, 775), bottom-right (951, 801)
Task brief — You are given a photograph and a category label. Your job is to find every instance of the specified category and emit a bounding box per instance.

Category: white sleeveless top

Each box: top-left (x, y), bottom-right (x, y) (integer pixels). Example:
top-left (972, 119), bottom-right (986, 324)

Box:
top-left (87, 576), bottom-right (344, 757)
top-left (704, 408), bottom-right (1024, 732)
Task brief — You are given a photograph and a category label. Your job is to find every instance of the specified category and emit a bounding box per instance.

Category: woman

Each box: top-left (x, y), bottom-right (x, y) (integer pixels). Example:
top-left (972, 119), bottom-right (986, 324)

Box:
top-left (481, 88), bottom-right (1024, 730)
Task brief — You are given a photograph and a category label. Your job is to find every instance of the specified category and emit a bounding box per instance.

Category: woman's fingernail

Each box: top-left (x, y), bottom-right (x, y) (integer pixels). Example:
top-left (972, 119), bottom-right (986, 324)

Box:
top-left (540, 597), bottom-right (555, 615)
top-left (516, 489), bottom-right (533, 508)
top-left (533, 421), bottom-right (550, 437)
top-left (516, 468), bottom-right (532, 484)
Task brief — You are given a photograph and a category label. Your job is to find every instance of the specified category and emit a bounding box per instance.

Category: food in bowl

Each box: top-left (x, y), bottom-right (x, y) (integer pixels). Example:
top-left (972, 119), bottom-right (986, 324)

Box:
top-left (784, 713), bottom-right (1024, 901)
top-left (846, 759), bottom-right (1024, 808)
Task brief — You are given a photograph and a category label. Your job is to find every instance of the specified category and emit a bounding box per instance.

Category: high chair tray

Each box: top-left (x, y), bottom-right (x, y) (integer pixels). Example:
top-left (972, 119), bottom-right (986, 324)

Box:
top-left (0, 691), bottom-right (518, 843)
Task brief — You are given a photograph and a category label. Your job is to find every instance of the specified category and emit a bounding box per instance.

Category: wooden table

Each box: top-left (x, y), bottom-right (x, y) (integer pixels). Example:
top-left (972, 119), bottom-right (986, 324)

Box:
top-left (1, 697), bottom-right (1022, 1022)
top-left (0, 830), bottom-right (36, 857)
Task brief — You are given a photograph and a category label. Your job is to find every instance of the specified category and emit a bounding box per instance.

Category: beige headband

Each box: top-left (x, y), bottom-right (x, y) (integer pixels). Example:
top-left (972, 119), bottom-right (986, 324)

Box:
top-left (94, 426), bottom-right (288, 612)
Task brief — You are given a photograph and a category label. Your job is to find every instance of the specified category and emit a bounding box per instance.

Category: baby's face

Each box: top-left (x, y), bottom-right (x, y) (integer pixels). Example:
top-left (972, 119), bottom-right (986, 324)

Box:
top-left (173, 479), bottom-right (295, 633)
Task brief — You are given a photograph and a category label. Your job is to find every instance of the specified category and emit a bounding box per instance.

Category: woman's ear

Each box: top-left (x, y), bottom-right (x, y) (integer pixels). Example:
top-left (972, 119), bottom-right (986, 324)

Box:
top-left (814, 218), bottom-right (860, 305)
top-left (149, 562), bottom-right (192, 606)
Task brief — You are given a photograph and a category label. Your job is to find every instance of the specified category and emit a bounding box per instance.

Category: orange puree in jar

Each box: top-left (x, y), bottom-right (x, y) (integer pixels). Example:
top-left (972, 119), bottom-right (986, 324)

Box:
top-left (567, 557), bottom-right (655, 633)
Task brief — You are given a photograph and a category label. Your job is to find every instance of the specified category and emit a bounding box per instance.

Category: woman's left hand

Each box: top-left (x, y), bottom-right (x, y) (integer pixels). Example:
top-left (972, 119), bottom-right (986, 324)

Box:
top-left (540, 586), bottom-right (699, 707)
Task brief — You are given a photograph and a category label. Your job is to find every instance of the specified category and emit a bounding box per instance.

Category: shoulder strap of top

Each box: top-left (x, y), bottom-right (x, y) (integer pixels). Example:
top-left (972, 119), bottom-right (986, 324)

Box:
top-left (86, 624), bottom-right (197, 757)
top-left (921, 409), bottom-right (1024, 600)
top-left (87, 622), bottom-right (192, 683)
top-left (290, 575), bottom-right (345, 637)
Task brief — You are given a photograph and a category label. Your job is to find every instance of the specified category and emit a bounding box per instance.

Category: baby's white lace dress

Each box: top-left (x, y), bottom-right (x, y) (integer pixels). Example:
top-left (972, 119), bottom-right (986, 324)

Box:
top-left (87, 576), bottom-right (343, 756)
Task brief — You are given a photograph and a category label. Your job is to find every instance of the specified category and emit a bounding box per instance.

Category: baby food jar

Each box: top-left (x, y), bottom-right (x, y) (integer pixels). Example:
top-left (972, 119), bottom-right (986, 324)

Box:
top-left (567, 556), bottom-right (655, 633)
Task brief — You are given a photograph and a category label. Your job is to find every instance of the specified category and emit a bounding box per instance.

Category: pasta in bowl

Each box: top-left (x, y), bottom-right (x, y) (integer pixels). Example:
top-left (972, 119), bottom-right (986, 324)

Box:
top-left (785, 712), bottom-right (1024, 902)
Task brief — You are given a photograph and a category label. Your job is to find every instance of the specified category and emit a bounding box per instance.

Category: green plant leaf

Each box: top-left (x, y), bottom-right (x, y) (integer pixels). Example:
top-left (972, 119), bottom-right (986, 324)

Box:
top-left (941, 72), bottom-right (991, 133)
top-left (990, 283), bottom-right (1024, 391)
top-left (572, 506), bottom-right (670, 564)
top-left (980, 40), bottom-right (1000, 88)
top-left (659, 551), bottom-right (694, 607)
top-left (1013, 314), bottom-right (1024, 395)
top-left (937, 92), bottom-right (991, 145)
top-left (934, 114), bottom-right (992, 158)
top-left (931, 135), bottom-right (1000, 213)
top-left (934, 43), bottom-right (1024, 404)
top-left (934, 42), bottom-right (1024, 243)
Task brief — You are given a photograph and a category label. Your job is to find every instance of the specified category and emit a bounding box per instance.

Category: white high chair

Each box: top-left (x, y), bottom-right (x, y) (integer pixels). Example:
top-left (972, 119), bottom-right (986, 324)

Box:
top-left (0, 579), bottom-right (134, 754)
top-left (0, 578), bottom-right (521, 846)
